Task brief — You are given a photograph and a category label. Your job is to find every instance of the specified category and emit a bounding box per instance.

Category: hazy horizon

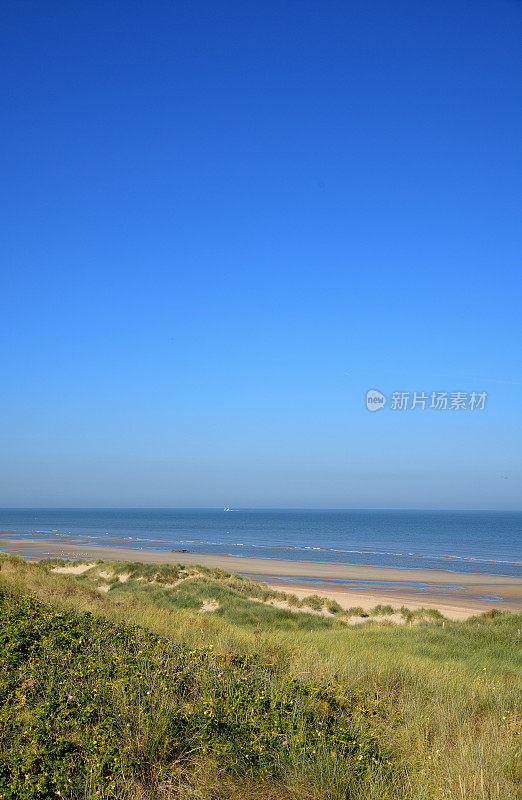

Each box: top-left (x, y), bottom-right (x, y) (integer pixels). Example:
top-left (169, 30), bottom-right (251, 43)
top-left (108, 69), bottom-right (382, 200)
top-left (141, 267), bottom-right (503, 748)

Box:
top-left (1, 506), bottom-right (521, 513)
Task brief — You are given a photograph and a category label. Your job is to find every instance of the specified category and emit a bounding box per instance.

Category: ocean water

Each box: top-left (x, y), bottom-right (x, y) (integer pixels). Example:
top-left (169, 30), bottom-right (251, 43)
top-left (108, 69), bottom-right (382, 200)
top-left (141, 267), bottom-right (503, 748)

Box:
top-left (0, 509), bottom-right (520, 577)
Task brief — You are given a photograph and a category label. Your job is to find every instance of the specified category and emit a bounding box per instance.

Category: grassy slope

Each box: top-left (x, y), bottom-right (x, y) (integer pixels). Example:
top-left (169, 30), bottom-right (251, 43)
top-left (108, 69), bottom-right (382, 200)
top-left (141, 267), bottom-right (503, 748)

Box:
top-left (0, 554), bottom-right (520, 800)
top-left (42, 557), bottom-right (443, 626)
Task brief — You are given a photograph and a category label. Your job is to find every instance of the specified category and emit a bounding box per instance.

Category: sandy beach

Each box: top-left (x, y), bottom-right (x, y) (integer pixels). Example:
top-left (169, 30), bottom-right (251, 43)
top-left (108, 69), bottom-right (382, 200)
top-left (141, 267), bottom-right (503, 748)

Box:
top-left (1, 536), bottom-right (520, 619)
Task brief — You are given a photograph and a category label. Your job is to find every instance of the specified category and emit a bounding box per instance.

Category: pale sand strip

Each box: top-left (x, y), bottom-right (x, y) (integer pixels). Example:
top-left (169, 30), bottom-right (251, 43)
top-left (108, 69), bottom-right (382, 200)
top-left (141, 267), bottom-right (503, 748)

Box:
top-left (261, 582), bottom-right (496, 621)
top-left (1, 537), bottom-right (520, 619)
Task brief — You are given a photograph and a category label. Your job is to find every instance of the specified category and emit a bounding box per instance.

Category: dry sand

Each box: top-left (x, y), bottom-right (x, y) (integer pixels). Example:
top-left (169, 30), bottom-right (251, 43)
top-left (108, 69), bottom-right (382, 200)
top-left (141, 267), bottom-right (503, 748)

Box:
top-left (1, 536), bottom-right (520, 619)
top-left (260, 581), bottom-right (491, 621)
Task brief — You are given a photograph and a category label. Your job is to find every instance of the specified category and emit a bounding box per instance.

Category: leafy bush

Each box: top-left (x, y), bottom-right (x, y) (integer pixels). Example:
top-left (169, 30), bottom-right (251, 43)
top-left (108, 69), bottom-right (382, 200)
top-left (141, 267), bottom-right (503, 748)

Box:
top-left (0, 589), bottom-right (391, 799)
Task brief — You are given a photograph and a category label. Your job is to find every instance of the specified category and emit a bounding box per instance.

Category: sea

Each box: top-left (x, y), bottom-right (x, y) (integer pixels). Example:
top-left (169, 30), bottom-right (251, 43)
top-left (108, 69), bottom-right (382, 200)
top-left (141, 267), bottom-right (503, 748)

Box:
top-left (0, 508), bottom-right (520, 578)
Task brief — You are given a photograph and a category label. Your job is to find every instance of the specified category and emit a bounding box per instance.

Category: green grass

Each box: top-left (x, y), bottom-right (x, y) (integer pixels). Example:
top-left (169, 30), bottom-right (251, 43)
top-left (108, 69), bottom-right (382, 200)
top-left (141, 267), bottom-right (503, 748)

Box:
top-left (35, 557), bottom-right (457, 628)
top-left (0, 553), bottom-right (520, 800)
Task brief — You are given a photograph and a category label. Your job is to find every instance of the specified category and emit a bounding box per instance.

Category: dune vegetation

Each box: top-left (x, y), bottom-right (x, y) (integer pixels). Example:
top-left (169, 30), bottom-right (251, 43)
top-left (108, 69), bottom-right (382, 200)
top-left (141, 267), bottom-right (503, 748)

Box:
top-left (0, 553), bottom-right (520, 800)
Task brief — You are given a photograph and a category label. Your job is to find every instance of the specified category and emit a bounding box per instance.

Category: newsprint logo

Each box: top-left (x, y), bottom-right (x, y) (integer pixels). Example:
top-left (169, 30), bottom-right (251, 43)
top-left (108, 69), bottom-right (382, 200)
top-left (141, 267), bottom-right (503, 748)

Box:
top-left (365, 389), bottom-right (487, 412)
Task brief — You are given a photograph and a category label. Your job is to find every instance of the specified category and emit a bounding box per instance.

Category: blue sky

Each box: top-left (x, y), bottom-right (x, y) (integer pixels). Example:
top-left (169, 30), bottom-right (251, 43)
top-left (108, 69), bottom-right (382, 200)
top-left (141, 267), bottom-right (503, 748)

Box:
top-left (1, 0), bottom-right (521, 508)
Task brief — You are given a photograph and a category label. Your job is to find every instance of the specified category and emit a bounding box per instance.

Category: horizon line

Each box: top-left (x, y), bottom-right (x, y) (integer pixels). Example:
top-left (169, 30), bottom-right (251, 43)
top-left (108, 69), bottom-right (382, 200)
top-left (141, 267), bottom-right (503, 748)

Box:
top-left (0, 506), bottom-right (521, 513)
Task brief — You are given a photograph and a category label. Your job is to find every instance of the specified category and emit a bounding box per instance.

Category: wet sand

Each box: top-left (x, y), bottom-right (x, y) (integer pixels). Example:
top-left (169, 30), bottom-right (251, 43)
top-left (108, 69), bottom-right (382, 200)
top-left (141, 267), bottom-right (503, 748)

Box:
top-left (1, 536), bottom-right (520, 619)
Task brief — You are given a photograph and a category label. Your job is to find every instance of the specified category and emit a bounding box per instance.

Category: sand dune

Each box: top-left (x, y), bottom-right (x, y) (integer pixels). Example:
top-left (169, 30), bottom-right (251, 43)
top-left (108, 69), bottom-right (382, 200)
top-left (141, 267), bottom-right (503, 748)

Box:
top-left (1, 536), bottom-right (520, 619)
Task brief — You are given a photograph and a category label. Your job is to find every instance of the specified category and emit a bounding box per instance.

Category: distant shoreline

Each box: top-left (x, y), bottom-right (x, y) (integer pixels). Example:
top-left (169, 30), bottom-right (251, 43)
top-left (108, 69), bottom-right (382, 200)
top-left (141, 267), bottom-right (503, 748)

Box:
top-left (1, 536), bottom-right (520, 620)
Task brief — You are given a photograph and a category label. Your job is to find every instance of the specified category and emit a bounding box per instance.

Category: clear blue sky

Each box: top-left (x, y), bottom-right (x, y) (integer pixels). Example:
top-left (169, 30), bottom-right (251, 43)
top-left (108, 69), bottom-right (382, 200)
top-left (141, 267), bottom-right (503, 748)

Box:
top-left (1, 1), bottom-right (521, 508)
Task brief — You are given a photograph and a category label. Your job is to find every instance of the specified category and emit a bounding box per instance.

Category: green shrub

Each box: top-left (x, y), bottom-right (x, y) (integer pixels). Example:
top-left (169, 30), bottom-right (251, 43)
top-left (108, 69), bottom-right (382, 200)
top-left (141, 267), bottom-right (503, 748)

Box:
top-left (0, 589), bottom-right (391, 799)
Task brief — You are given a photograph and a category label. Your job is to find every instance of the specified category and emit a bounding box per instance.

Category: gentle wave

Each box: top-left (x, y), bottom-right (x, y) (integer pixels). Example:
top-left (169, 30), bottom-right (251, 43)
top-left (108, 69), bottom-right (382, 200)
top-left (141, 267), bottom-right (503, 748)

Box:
top-left (3, 531), bottom-right (520, 567)
top-left (173, 539), bottom-right (522, 566)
